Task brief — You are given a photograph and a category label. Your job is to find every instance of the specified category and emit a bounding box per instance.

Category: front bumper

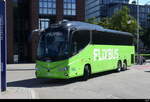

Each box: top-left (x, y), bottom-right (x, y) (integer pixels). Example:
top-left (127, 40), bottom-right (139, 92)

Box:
top-left (35, 68), bottom-right (70, 79)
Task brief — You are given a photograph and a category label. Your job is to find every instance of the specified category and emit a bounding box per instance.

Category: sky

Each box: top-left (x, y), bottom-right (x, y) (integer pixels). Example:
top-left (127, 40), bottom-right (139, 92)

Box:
top-left (129, 0), bottom-right (150, 5)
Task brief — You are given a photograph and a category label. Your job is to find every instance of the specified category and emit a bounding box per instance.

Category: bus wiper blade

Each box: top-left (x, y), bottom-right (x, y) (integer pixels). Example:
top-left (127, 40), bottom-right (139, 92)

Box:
top-left (38, 56), bottom-right (68, 62)
top-left (38, 56), bottom-right (51, 61)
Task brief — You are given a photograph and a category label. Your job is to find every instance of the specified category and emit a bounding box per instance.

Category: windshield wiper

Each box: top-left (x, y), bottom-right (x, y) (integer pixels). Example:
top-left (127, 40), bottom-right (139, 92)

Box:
top-left (37, 56), bottom-right (51, 61)
top-left (37, 55), bottom-right (68, 62)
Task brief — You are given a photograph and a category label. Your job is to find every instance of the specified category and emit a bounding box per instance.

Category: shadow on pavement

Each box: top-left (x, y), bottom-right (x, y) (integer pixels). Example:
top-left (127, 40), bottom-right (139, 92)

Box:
top-left (145, 71), bottom-right (150, 72)
top-left (7, 78), bottom-right (78, 88)
top-left (7, 70), bottom-right (125, 88)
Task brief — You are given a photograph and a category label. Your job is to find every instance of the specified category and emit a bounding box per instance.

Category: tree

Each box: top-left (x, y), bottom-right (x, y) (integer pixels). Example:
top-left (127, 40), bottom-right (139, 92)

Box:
top-left (85, 17), bottom-right (98, 25)
top-left (97, 17), bottom-right (112, 29)
top-left (131, 1), bottom-right (136, 5)
top-left (109, 6), bottom-right (139, 35)
top-left (85, 6), bottom-right (140, 36)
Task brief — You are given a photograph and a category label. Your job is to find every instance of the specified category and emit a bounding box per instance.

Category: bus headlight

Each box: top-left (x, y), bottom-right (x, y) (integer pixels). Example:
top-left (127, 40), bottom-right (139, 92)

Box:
top-left (59, 67), bottom-right (69, 71)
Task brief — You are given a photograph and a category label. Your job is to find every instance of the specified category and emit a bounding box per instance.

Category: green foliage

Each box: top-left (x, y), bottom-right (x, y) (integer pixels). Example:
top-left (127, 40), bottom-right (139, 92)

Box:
top-left (97, 18), bottom-right (112, 29)
top-left (85, 6), bottom-right (140, 36)
top-left (85, 17), bottom-right (99, 25)
top-left (109, 6), bottom-right (139, 35)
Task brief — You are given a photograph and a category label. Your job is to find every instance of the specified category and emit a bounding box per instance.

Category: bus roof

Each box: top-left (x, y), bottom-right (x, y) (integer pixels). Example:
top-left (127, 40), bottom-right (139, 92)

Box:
top-left (61, 21), bottom-right (133, 37)
top-left (47, 21), bottom-right (133, 37)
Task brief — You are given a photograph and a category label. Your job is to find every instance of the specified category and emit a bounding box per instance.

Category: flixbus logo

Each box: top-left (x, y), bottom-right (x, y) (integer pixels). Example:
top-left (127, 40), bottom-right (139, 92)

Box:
top-left (93, 48), bottom-right (119, 61)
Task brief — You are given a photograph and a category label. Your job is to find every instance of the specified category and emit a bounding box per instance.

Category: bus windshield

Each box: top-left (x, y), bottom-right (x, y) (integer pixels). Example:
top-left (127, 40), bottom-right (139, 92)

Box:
top-left (37, 28), bottom-right (69, 61)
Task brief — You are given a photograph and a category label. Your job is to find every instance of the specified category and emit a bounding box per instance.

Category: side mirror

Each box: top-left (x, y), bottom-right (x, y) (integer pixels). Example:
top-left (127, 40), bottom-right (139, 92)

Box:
top-left (32, 29), bottom-right (44, 36)
top-left (32, 29), bottom-right (40, 33)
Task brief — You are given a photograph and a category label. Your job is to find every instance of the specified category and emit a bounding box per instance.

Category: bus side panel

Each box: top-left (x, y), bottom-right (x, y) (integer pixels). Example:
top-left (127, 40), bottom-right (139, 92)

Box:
top-left (119, 46), bottom-right (135, 67)
top-left (36, 45), bottom-right (135, 79)
top-left (91, 45), bottom-right (118, 73)
top-left (68, 45), bottom-right (93, 78)
top-left (68, 45), bottom-right (135, 78)
top-left (91, 45), bottom-right (108, 73)
top-left (90, 45), bottom-right (135, 73)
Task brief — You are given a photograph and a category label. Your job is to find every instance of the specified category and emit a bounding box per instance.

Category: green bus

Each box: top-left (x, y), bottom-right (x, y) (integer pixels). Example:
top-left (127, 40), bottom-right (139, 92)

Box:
top-left (35, 21), bottom-right (135, 81)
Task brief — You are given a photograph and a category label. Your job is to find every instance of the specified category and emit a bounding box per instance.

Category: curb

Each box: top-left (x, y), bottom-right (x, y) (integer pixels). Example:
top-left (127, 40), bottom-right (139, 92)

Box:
top-left (7, 69), bottom-right (35, 71)
top-left (6, 64), bottom-right (36, 71)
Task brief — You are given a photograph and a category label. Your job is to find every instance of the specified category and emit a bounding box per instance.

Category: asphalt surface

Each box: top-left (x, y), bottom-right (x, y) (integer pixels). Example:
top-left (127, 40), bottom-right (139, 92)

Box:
top-left (6, 63), bottom-right (150, 99)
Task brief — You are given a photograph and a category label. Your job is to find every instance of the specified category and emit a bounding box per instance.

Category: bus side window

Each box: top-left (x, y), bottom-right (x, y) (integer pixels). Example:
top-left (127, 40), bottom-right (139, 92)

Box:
top-left (71, 30), bottom-right (90, 55)
top-left (92, 31), bottom-right (134, 46)
top-left (92, 31), bottom-right (109, 45)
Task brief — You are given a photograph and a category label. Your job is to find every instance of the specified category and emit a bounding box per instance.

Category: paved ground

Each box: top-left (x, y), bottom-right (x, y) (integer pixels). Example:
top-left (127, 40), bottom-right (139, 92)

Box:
top-left (0, 87), bottom-right (37, 99)
top-left (2, 62), bottom-right (150, 99)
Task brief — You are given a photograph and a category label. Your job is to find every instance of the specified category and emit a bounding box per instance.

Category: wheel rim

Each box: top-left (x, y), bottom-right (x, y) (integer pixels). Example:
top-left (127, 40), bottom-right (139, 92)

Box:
top-left (117, 62), bottom-right (121, 72)
top-left (123, 62), bottom-right (127, 70)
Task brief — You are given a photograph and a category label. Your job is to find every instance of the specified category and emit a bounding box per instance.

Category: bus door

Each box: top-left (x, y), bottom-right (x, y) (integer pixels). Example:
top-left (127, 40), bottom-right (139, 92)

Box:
top-left (71, 30), bottom-right (91, 72)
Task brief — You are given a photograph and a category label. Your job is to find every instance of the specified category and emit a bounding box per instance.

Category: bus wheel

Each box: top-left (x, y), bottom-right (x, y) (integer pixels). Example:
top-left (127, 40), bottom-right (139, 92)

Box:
top-left (116, 61), bottom-right (122, 72)
top-left (122, 61), bottom-right (127, 71)
top-left (82, 65), bottom-right (91, 81)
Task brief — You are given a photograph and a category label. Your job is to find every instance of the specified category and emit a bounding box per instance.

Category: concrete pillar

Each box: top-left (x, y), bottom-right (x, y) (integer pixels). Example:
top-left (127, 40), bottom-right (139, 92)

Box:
top-left (6, 0), bottom-right (14, 64)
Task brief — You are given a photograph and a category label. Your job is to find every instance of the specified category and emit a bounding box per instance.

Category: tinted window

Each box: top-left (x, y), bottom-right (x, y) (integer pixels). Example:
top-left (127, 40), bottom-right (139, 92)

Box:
top-left (37, 28), bottom-right (69, 61)
top-left (71, 30), bottom-right (90, 55)
top-left (92, 31), bottom-right (133, 45)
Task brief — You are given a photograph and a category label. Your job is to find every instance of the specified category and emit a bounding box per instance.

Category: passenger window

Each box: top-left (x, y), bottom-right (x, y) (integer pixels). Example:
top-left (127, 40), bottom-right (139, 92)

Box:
top-left (71, 30), bottom-right (90, 55)
top-left (92, 31), bottom-right (134, 46)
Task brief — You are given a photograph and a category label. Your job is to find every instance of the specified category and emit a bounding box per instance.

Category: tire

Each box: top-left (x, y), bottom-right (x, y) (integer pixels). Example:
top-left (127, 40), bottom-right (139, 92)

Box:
top-left (122, 61), bottom-right (127, 71)
top-left (116, 61), bottom-right (122, 72)
top-left (82, 65), bottom-right (91, 81)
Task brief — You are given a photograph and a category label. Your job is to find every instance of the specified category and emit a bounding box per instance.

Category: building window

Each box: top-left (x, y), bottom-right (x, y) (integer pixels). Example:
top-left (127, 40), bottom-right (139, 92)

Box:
top-left (64, 0), bottom-right (76, 16)
top-left (39, 18), bottom-right (50, 30)
top-left (39, 0), bottom-right (56, 15)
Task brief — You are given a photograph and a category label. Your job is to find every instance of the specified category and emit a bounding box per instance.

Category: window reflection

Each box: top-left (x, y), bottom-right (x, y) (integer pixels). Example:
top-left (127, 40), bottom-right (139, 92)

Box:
top-left (39, 19), bottom-right (50, 30)
top-left (39, 0), bottom-right (56, 15)
top-left (64, 0), bottom-right (76, 16)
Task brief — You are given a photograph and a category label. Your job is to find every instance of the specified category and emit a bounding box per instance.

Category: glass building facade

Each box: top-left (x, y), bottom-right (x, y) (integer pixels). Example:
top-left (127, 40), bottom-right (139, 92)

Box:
top-left (85, 0), bottom-right (129, 21)
top-left (102, 0), bottom-right (129, 4)
top-left (85, 0), bottom-right (150, 29)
